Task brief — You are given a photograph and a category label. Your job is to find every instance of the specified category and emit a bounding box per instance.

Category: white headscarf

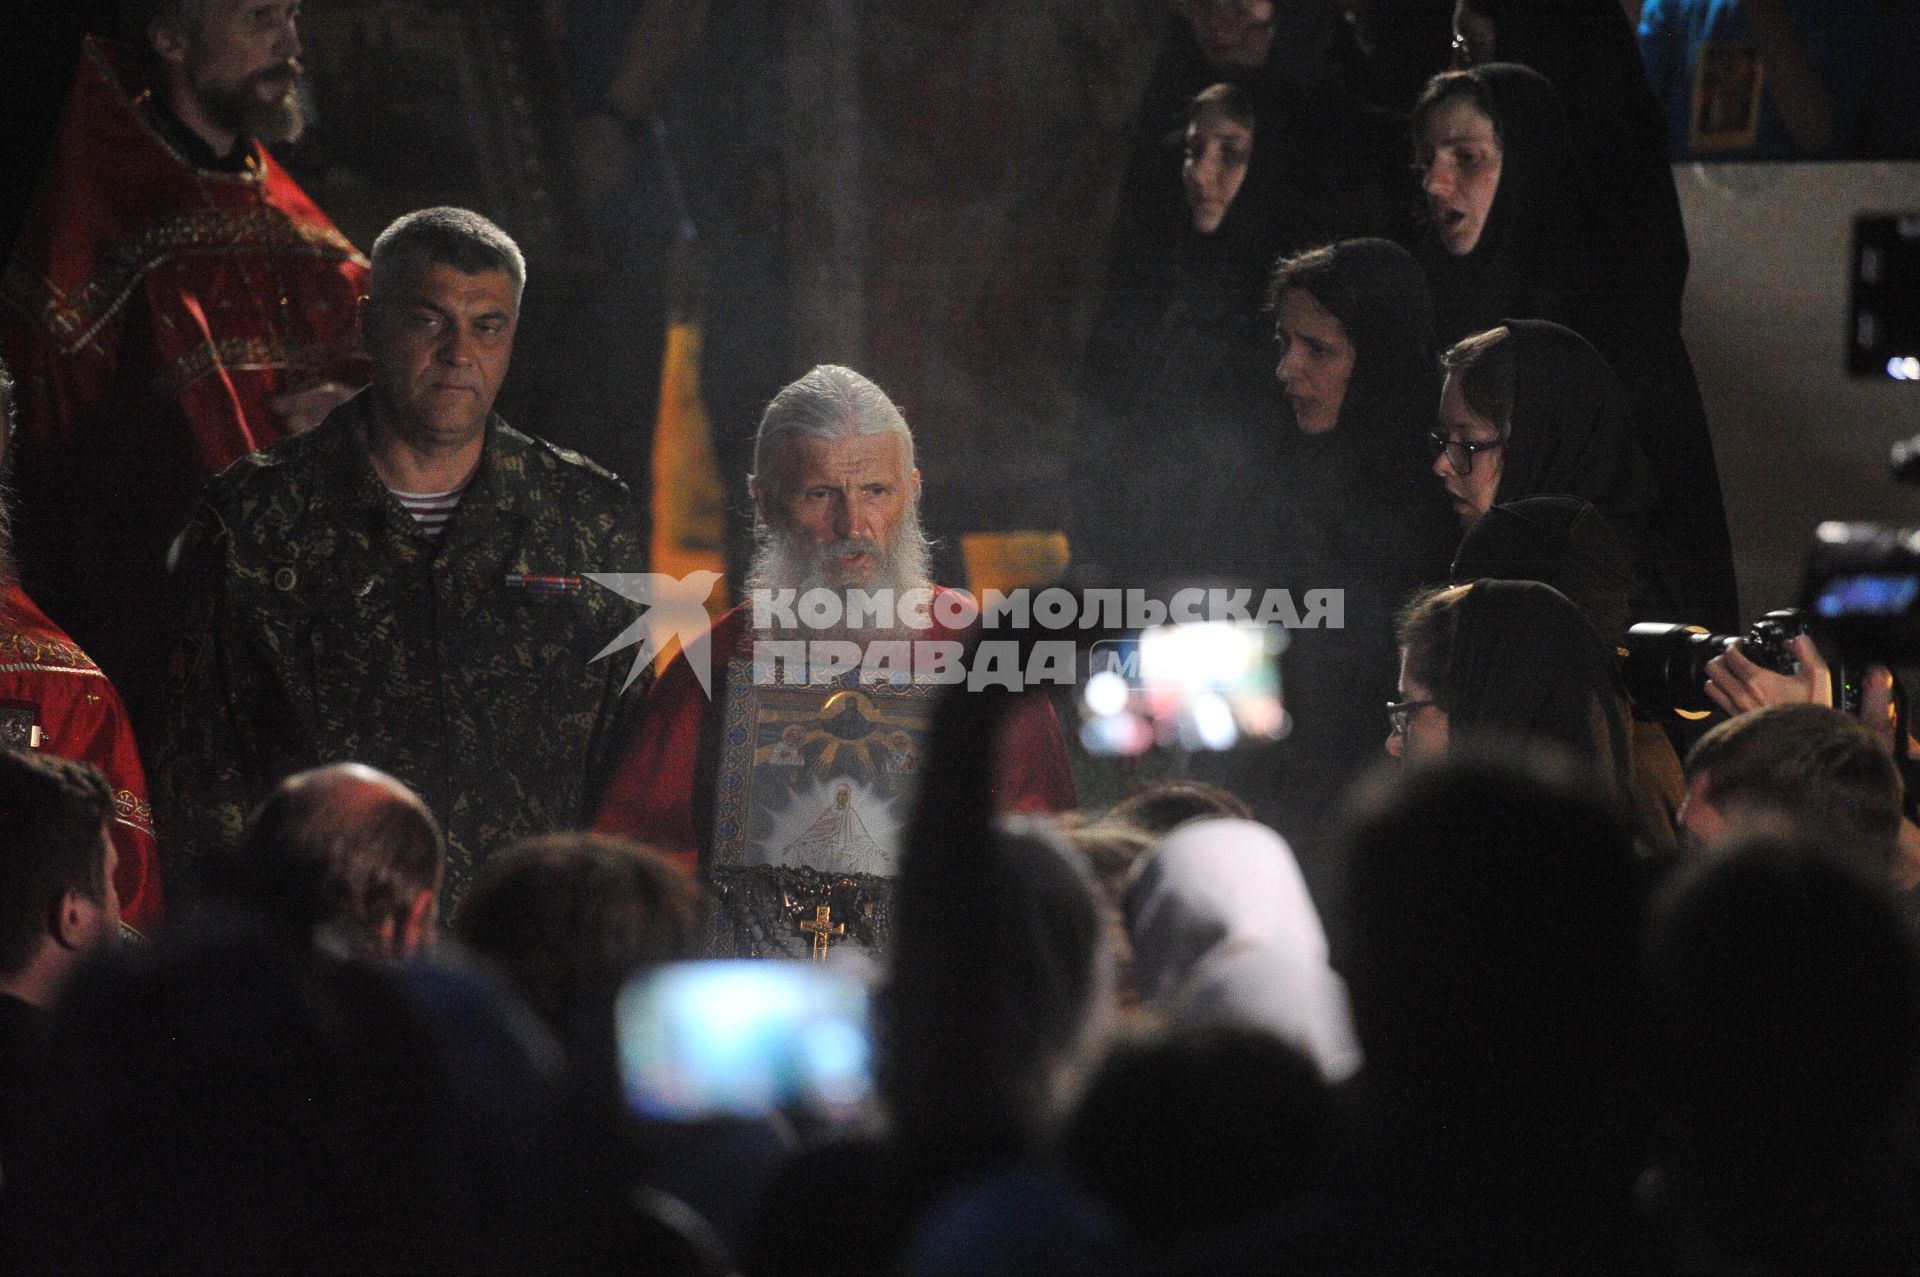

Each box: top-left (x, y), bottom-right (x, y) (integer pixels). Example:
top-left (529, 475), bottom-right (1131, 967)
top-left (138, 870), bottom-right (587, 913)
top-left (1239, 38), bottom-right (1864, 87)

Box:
top-left (1127, 818), bottom-right (1362, 1082)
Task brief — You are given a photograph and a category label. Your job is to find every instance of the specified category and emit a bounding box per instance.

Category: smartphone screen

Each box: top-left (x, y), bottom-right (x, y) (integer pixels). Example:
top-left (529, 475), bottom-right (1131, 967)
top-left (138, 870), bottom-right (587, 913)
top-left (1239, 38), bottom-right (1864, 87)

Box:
top-left (615, 961), bottom-right (874, 1120)
top-left (1079, 622), bottom-right (1288, 756)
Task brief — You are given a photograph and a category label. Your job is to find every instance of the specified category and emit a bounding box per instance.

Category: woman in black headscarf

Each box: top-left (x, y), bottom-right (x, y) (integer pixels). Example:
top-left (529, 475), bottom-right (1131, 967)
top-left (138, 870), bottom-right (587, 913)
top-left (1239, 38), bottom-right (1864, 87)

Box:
top-left (1430, 318), bottom-right (1695, 622)
top-left (1258, 236), bottom-right (1457, 583)
top-left (1412, 59), bottom-right (1738, 629)
top-left (1454, 0), bottom-right (1689, 317)
top-left (1411, 64), bottom-right (1587, 344)
top-left (1072, 84), bottom-right (1296, 581)
top-left (1449, 495), bottom-right (1686, 850)
top-left (1392, 578), bottom-right (1637, 817)
top-left (1102, 0), bottom-right (1403, 305)
top-left (1206, 238), bottom-right (1454, 871)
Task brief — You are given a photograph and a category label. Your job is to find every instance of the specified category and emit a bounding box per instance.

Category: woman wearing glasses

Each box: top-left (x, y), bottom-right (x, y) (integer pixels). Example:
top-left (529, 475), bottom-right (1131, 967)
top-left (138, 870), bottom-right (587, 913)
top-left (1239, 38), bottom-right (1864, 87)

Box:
top-left (1412, 60), bottom-right (1736, 630)
top-left (1387, 579), bottom-right (1638, 822)
top-left (1428, 318), bottom-right (1696, 624)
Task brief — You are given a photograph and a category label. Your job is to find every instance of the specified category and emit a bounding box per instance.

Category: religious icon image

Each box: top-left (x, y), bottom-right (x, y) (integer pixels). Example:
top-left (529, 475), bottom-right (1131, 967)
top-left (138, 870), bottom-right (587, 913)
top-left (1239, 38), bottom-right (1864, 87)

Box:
top-left (1690, 42), bottom-right (1764, 153)
top-left (764, 724), bottom-right (807, 767)
top-left (772, 782), bottom-right (887, 876)
top-left (881, 730), bottom-right (917, 775)
top-left (703, 653), bottom-right (943, 958)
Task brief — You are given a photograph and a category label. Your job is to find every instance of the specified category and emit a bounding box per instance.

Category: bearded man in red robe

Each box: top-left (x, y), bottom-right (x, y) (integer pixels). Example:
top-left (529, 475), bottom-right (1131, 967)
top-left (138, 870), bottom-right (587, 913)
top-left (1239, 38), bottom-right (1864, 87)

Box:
top-left (0, 358), bottom-right (162, 933)
top-left (0, 1), bottom-right (370, 725)
top-left (594, 365), bottom-right (1074, 957)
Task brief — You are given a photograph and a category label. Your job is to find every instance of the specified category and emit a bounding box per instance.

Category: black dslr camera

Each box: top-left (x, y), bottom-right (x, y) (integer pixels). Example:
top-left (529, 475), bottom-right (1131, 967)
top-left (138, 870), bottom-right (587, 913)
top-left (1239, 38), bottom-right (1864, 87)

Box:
top-left (1622, 609), bottom-right (1827, 718)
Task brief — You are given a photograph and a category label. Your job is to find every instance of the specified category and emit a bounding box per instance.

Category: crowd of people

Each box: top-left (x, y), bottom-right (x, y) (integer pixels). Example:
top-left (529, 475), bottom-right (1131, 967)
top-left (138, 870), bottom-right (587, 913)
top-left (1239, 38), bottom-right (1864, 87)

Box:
top-left (0, 0), bottom-right (1917, 1270)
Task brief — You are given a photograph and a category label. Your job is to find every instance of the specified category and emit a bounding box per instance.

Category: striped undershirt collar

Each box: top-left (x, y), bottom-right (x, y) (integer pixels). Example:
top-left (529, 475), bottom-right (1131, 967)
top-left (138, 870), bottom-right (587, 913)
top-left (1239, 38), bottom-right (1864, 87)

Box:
top-left (390, 477), bottom-right (472, 538)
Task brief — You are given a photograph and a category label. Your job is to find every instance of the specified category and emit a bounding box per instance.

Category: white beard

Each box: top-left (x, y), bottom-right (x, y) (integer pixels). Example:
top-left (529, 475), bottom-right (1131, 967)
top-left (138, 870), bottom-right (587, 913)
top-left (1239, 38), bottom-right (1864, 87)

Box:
top-left (743, 503), bottom-right (934, 645)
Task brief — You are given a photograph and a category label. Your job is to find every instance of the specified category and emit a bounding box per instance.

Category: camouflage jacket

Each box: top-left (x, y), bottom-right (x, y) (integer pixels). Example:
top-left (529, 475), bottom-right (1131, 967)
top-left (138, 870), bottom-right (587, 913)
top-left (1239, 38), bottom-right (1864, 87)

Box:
top-left (155, 394), bottom-right (646, 913)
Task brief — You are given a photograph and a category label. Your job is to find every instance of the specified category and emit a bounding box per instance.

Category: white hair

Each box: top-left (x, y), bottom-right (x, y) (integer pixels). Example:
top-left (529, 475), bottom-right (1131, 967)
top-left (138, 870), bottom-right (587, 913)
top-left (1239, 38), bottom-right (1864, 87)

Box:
top-left (751, 365), bottom-right (915, 491)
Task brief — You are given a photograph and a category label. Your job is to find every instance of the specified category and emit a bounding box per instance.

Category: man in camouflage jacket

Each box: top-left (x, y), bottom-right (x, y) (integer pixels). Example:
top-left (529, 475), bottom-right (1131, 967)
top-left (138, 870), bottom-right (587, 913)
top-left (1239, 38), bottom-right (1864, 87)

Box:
top-left (157, 208), bottom-right (643, 914)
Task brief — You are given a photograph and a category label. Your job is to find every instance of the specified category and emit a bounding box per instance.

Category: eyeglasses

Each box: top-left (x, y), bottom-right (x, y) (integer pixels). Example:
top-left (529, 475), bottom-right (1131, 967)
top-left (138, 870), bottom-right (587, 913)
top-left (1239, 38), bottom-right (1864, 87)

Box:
top-left (1385, 698), bottom-right (1435, 738)
top-left (1427, 431), bottom-right (1506, 476)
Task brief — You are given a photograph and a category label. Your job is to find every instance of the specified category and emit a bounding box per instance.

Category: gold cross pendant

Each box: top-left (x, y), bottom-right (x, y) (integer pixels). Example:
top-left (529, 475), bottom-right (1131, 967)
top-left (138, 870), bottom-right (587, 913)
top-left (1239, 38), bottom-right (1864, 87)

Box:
top-left (799, 904), bottom-right (845, 962)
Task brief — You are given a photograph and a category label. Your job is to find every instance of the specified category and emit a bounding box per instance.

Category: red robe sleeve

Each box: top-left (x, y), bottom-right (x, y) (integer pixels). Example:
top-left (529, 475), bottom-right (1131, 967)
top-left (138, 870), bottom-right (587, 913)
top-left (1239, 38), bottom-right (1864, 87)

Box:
top-left (0, 586), bottom-right (163, 932)
top-left (591, 624), bottom-right (728, 878)
top-left (991, 690), bottom-right (1078, 815)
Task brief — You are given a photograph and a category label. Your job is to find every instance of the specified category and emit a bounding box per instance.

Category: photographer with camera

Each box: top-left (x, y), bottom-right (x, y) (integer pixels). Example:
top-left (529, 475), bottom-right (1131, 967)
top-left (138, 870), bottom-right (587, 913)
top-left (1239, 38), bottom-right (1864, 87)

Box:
top-left (1701, 627), bottom-right (1902, 737)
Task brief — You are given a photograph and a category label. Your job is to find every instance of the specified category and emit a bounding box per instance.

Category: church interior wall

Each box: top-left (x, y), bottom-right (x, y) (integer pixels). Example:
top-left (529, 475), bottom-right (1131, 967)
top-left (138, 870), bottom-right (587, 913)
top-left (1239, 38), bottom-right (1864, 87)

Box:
top-left (1675, 161), bottom-right (1920, 623)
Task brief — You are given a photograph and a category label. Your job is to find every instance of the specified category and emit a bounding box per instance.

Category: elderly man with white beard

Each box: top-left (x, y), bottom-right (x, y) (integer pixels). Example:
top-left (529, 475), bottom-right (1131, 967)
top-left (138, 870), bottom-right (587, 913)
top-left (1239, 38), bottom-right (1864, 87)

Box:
top-left (594, 365), bottom-right (1074, 958)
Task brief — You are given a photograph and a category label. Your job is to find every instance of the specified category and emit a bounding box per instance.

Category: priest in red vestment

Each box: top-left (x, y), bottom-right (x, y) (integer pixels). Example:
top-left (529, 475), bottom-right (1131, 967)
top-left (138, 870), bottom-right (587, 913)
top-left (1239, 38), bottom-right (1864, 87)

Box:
top-left (0, 359), bottom-right (161, 933)
top-left (595, 365), bottom-right (1076, 891)
top-left (0, 7), bottom-right (370, 722)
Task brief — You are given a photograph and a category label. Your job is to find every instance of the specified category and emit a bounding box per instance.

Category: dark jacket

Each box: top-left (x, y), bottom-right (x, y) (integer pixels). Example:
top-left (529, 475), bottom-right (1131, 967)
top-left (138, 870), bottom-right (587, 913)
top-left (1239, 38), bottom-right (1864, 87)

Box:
top-left (156, 394), bottom-right (646, 912)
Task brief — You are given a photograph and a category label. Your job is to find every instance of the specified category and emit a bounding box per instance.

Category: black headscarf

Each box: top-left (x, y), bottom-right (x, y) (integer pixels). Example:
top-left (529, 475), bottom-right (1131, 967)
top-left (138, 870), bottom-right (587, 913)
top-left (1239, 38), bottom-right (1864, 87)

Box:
top-left (1071, 92), bottom-right (1293, 581)
top-left (1450, 495), bottom-right (1639, 646)
top-left (1263, 237), bottom-right (1455, 583)
top-left (1163, 107), bottom-right (1299, 337)
top-left (1471, 0), bottom-right (1689, 319)
top-left (1319, 237), bottom-right (1438, 441)
top-left (1443, 579), bottom-right (1635, 806)
top-left (1417, 63), bottom-right (1591, 346)
top-left (1495, 319), bottom-right (1654, 522)
top-left (1104, 10), bottom-right (1403, 313)
top-left (1072, 103), bottom-right (1302, 584)
top-left (1282, 238), bottom-right (1440, 479)
top-left (1489, 319), bottom-right (1703, 619)
top-left (1223, 239), bottom-right (1453, 854)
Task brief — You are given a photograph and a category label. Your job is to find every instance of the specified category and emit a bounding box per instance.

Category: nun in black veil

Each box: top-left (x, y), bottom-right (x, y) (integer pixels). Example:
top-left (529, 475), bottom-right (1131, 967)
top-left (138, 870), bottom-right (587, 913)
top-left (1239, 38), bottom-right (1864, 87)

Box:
top-left (1071, 83), bottom-right (1296, 580)
top-left (1454, 0), bottom-right (1690, 320)
top-left (1410, 64), bottom-right (1587, 343)
top-left (1392, 578), bottom-right (1638, 819)
top-left (1411, 60), bottom-right (1738, 630)
top-left (1432, 318), bottom-right (1699, 625)
top-left (1192, 238), bottom-right (1455, 896)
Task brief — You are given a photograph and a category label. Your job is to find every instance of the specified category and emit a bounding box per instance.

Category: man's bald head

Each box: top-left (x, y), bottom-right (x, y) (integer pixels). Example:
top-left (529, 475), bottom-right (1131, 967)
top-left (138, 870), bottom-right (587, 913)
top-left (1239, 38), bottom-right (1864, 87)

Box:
top-left (213, 763), bottom-right (445, 956)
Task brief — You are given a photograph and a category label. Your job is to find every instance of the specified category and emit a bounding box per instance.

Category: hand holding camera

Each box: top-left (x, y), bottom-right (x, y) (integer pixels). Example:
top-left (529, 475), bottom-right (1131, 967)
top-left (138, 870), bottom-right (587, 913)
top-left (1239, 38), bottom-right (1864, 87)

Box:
top-left (1702, 632), bottom-right (1830, 717)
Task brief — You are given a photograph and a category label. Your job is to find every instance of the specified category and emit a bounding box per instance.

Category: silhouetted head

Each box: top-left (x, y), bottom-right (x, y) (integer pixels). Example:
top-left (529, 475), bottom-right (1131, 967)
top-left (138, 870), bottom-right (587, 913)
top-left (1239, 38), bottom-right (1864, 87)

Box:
top-left (6, 921), bottom-right (580, 1270)
top-left (1063, 1023), bottom-right (1337, 1242)
top-left (1338, 750), bottom-right (1642, 1117)
top-left (881, 814), bottom-right (1112, 1153)
top-left (1648, 837), bottom-right (1920, 1150)
top-left (455, 832), bottom-right (702, 1060)
top-left (1681, 704), bottom-right (1903, 873)
top-left (1450, 495), bottom-right (1638, 646)
top-left (1645, 838), bottom-right (1920, 1268)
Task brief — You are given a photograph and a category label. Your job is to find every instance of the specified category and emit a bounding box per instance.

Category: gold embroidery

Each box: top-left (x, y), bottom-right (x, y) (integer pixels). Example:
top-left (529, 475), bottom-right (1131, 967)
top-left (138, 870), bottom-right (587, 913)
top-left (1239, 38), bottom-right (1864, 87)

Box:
top-left (0, 625), bottom-right (98, 672)
top-left (6, 208), bottom-right (365, 357)
top-left (83, 40), bottom-right (265, 191)
top-left (0, 663), bottom-right (104, 678)
top-left (114, 787), bottom-right (156, 836)
top-left (151, 335), bottom-right (343, 405)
